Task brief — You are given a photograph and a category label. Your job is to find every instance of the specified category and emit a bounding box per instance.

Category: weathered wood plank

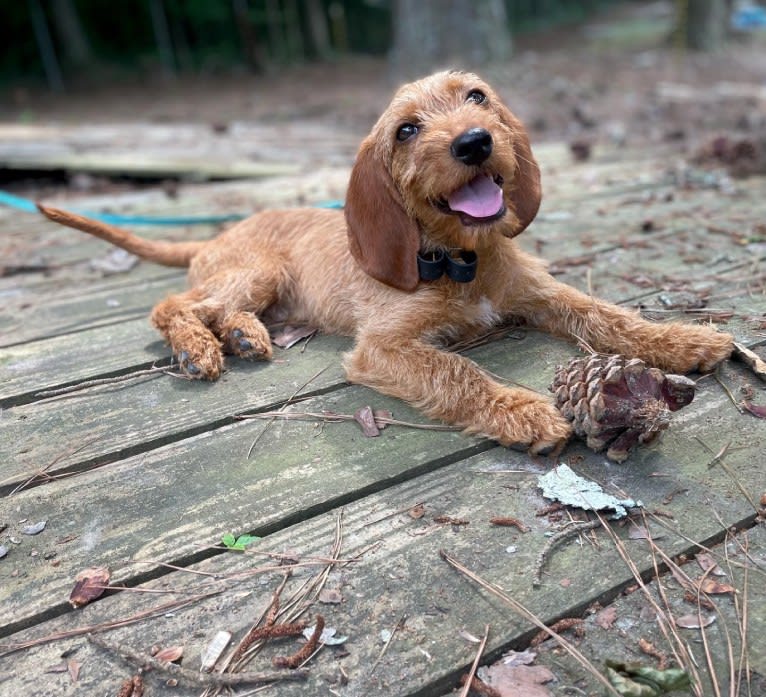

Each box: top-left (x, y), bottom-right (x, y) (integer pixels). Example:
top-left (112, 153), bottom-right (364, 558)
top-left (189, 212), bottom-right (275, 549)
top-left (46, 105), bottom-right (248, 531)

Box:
top-left (0, 317), bottom-right (170, 405)
top-left (0, 385), bottom-right (485, 637)
top-left (530, 525), bottom-right (766, 696)
top-left (0, 329), bottom-right (561, 483)
top-left (0, 152), bottom-right (302, 180)
top-left (2, 331), bottom-right (762, 637)
top-left (0, 395), bottom-right (760, 695)
top-left (0, 332), bottom-right (352, 481)
top-left (0, 271), bottom-right (185, 347)
top-left (0, 120), bottom-right (362, 173)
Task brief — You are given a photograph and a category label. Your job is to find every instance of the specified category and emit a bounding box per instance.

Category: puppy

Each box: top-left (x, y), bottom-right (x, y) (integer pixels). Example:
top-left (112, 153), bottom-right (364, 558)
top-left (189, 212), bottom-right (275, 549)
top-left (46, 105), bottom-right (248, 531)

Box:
top-left (39, 71), bottom-right (733, 453)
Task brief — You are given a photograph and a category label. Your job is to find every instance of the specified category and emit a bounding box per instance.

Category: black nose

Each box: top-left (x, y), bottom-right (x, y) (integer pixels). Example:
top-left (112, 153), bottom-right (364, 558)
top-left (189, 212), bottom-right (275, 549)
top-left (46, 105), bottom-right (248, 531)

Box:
top-left (451, 128), bottom-right (493, 166)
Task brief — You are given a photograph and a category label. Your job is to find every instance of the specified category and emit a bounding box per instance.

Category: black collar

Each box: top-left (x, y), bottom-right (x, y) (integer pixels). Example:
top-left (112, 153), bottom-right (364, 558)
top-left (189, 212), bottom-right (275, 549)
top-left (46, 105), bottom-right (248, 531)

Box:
top-left (417, 249), bottom-right (478, 283)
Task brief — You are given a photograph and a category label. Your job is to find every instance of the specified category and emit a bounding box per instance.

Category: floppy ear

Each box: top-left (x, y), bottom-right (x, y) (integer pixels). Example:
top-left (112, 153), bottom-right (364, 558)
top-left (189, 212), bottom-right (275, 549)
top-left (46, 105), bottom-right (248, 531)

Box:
top-left (498, 105), bottom-right (542, 237)
top-left (344, 140), bottom-right (420, 291)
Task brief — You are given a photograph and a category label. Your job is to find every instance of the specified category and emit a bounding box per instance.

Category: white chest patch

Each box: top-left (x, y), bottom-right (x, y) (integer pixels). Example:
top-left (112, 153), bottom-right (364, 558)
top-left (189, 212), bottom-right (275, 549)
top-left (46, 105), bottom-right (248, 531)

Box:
top-left (476, 296), bottom-right (501, 328)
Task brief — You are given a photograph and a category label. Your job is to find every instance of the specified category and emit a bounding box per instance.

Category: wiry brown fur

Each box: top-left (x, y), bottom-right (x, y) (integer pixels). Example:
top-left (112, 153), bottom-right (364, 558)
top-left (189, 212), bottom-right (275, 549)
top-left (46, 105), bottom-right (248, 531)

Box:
top-left (38, 71), bottom-right (733, 453)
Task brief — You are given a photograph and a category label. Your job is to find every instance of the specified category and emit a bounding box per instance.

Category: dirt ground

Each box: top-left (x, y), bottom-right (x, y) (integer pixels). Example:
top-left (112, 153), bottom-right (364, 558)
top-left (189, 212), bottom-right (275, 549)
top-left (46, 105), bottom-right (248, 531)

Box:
top-left (2, 0), bottom-right (766, 192)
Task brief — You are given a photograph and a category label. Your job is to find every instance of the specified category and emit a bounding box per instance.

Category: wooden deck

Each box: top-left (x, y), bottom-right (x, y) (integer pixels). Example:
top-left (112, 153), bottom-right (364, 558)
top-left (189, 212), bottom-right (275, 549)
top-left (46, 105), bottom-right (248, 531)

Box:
top-left (1, 138), bottom-right (765, 696)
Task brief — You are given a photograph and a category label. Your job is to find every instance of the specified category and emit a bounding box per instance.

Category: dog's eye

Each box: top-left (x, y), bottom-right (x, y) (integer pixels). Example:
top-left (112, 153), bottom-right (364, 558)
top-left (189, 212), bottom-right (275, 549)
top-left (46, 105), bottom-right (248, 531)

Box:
top-left (396, 123), bottom-right (419, 142)
top-left (466, 90), bottom-right (487, 105)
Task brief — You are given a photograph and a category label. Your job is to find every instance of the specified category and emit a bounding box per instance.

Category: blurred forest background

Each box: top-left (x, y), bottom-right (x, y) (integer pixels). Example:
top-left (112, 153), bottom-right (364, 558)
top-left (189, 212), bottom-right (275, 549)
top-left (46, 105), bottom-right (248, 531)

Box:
top-left (0, 0), bottom-right (756, 91)
top-left (1, 0), bottom-right (765, 197)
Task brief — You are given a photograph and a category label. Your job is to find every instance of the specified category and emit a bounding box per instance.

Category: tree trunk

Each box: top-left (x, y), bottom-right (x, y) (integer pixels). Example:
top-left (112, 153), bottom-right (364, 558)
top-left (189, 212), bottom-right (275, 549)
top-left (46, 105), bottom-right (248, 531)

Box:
top-left (50, 0), bottom-right (92, 67)
top-left (389, 0), bottom-right (512, 78)
top-left (683, 0), bottom-right (727, 50)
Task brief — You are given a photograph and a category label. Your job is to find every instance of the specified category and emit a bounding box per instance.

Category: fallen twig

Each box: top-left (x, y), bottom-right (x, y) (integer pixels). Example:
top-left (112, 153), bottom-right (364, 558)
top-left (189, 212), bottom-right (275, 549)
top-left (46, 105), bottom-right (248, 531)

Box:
top-left (245, 364), bottom-right (331, 458)
top-left (7, 435), bottom-right (104, 495)
top-left (532, 519), bottom-right (600, 587)
top-left (597, 513), bottom-right (704, 695)
top-left (732, 341), bottom-right (766, 382)
top-left (34, 365), bottom-right (178, 399)
top-left (88, 634), bottom-right (307, 686)
top-left (272, 615), bottom-right (324, 669)
top-left (638, 637), bottom-right (669, 670)
top-left (238, 409), bottom-right (457, 432)
top-left (530, 617), bottom-right (584, 647)
top-left (489, 516), bottom-right (530, 533)
top-left (696, 437), bottom-right (760, 514)
top-left (204, 510), bottom-right (345, 696)
top-left (116, 674), bottom-right (144, 697)
top-left (713, 368), bottom-right (745, 414)
top-left (439, 550), bottom-right (621, 696)
top-left (459, 674), bottom-right (501, 697)
top-left (459, 624), bottom-right (490, 697)
top-left (0, 591), bottom-right (221, 657)
top-left (368, 615), bottom-right (407, 677)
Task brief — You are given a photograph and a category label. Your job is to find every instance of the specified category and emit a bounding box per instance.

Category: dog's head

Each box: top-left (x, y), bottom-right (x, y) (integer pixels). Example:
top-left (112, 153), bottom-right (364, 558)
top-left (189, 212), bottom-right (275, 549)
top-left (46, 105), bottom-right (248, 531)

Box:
top-left (345, 71), bottom-right (541, 291)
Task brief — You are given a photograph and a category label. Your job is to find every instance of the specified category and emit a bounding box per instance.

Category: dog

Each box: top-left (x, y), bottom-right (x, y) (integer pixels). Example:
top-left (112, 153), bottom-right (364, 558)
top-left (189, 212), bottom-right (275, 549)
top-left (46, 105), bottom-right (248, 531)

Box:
top-left (38, 71), bottom-right (733, 454)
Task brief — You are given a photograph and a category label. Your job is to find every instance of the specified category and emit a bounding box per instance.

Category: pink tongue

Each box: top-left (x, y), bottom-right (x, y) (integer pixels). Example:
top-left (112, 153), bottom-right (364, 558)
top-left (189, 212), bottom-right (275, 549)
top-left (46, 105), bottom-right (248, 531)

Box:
top-left (447, 175), bottom-right (503, 218)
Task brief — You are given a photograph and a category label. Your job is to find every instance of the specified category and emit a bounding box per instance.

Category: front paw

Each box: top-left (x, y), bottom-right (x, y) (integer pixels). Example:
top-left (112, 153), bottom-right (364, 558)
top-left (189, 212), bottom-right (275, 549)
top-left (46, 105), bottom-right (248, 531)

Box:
top-left (175, 345), bottom-right (224, 380)
top-left (489, 391), bottom-right (573, 454)
top-left (656, 326), bottom-right (733, 373)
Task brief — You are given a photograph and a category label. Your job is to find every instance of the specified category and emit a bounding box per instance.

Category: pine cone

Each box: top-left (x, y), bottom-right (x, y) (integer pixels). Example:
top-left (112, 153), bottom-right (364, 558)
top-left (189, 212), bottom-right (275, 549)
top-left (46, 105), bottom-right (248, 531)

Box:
top-left (551, 354), bottom-right (696, 463)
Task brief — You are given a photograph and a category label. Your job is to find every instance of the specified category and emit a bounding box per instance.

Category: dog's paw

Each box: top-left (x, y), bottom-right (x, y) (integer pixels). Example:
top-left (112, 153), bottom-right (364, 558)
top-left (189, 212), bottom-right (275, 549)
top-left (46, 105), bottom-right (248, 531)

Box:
top-left (493, 392), bottom-right (573, 454)
top-left (220, 313), bottom-right (273, 360)
top-left (653, 327), bottom-right (733, 374)
top-left (225, 327), bottom-right (273, 360)
top-left (176, 346), bottom-right (224, 380)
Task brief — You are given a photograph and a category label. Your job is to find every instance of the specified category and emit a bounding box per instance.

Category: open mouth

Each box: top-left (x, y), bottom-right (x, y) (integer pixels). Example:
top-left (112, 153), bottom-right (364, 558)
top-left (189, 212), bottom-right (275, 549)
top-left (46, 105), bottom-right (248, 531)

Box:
top-left (435, 174), bottom-right (506, 226)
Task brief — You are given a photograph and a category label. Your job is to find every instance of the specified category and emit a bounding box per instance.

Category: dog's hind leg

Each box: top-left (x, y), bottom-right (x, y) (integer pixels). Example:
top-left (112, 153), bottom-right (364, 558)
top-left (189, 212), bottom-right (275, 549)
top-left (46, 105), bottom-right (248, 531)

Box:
top-left (151, 266), bottom-right (281, 378)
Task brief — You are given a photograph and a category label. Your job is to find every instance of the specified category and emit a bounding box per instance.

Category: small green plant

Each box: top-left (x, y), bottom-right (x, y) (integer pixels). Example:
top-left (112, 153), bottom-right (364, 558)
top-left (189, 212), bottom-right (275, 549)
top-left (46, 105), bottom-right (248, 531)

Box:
top-left (221, 533), bottom-right (260, 551)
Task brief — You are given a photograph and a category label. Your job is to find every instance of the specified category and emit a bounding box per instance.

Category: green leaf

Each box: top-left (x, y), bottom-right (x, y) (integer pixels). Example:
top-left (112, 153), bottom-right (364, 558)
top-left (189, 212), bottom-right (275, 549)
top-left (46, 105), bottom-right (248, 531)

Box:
top-left (233, 534), bottom-right (260, 550)
top-left (605, 661), bottom-right (691, 696)
top-left (222, 533), bottom-right (260, 551)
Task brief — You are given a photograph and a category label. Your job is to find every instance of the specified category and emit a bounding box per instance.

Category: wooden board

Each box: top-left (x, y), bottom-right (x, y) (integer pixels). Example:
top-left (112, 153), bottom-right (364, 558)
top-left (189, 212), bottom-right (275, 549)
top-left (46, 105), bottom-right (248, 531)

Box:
top-left (0, 418), bottom-right (761, 695)
top-left (2, 138), bottom-right (765, 697)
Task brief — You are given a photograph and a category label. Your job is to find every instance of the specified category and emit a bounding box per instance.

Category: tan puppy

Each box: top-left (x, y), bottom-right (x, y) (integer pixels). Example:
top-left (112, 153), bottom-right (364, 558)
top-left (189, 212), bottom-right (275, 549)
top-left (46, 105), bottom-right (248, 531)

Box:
top-left (39, 71), bottom-right (733, 453)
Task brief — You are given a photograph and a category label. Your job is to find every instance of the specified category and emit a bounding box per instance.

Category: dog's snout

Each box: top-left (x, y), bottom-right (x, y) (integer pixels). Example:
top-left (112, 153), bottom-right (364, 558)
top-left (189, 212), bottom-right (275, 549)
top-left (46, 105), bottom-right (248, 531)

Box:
top-left (451, 128), bottom-right (493, 166)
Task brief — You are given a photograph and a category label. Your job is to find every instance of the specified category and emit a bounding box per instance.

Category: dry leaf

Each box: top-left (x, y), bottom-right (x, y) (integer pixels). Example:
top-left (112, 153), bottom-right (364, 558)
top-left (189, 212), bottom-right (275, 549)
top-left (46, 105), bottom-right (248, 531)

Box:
top-left (696, 553), bottom-right (726, 576)
top-left (271, 325), bottom-right (317, 349)
top-left (302, 625), bottom-right (347, 645)
top-left (742, 400), bottom-right (766, 419)
top-left (154, 646), bottom-right (184, 663)
top-left (595, 605), bottom-right (618, 630)
top-left (478, 663), bottom-right (555, 697)
top-left (353, 406), bottom-right (380, 437)
top-left (408, 503), bottom-right (426, 519)
top-left (676, 613), bottom-right (716, 629)
top-left (67, 659), bottom-right (81, 683)
top-left (69, 566), bottom-right (111, 608)
top-left (318, 588), bottom-right (343, 604)
top-left (699, 579), bottom-right (735, 595)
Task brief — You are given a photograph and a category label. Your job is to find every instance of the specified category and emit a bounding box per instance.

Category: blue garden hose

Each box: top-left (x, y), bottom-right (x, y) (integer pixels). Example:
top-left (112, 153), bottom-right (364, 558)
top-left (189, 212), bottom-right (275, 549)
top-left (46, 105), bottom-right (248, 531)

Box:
top-left (0, 188), bottom-right (343, 226)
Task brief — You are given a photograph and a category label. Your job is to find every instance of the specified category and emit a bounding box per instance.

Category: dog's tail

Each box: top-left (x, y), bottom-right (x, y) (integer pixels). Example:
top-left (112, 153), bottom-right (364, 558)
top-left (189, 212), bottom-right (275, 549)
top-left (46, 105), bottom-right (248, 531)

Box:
top-left (37, 204), bottom-right (204, 267)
